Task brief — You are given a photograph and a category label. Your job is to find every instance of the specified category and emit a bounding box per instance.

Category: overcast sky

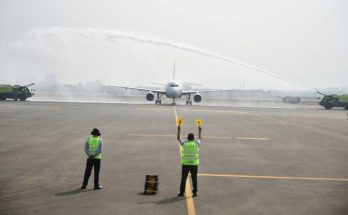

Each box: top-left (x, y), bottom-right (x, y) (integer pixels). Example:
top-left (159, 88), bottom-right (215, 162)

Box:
top-left (0, 0), bottom-right (347, 90)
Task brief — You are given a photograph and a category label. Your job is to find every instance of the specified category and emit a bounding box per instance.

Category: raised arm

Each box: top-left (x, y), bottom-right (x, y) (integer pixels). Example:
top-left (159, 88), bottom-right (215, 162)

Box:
top-left (198, 126), bottom-right (202, 140)
top-left (177, 126), bottom-right (181, 142)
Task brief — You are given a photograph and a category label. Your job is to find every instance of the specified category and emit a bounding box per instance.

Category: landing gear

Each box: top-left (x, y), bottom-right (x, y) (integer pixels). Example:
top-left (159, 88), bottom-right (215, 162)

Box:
top-left (155, 93), bottom-right (162, 105)
top-left (184, 94), bottom-right (192, 106)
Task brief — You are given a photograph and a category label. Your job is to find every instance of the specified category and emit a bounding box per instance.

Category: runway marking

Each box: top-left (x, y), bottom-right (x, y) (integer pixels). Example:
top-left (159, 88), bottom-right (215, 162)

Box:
top-left (174, 106), bottom-right (196, 215)
top-left (236, 137), bottom-right (269, 140)
top-left (280, 113), bottom-right (345, 119)
top-left (128, 134), bottom-right (269, 141)
top-left (136, 108), bottom-right (169, 111)
top-left (183, 109), bottom-right (248, 114)
top-left (204, 136), bottom-right (233, 139)
top-left (128, 134), bottom-right (175, 138)
top-left (198, 173), bottom-right (348, 182)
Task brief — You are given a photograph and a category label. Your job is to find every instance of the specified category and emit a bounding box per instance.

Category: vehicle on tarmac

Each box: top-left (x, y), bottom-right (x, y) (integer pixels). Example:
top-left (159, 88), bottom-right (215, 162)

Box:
top-left (0, 83), bottom-right (35, 101)
top-left (317, 92), bottom-right (348, 110)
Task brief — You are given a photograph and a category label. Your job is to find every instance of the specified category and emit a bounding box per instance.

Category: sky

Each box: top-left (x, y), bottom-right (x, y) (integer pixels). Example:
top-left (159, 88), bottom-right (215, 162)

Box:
top-left (0, 0), bottom-right (347, 90)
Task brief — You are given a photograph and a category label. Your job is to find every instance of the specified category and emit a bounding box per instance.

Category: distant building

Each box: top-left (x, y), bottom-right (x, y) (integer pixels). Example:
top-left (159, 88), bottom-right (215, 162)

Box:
top-left (282, 96), bottom-right (301, 104)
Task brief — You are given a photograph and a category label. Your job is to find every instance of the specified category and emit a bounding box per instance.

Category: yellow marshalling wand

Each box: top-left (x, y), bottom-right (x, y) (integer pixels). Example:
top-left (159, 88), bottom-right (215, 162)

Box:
top-left (195, 118), bottom-right (203, 127)
top-left (177, 117), bottom-right (184, 126)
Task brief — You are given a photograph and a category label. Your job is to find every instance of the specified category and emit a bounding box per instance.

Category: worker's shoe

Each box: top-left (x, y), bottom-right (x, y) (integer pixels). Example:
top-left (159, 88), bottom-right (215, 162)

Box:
top-left (94, 185), bottom-right (102, 190)
top-left (80, 185), bottom-right (86, 190)
top-left (177, 193), bottom-right (184, 197)
top-left (192, 191), bottom-right (198, 197)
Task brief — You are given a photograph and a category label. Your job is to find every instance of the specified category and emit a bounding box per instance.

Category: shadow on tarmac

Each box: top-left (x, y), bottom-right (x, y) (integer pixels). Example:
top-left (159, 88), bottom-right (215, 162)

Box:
top-left (55, 188), bottom-right (94, 196)
top-left (156, 196), bottom-right (185, 204)
top-left (137, 192), bottom-right (185, 205)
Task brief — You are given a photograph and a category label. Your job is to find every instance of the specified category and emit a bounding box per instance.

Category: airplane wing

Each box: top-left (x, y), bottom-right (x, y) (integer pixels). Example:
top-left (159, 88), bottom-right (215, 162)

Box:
top-left (182, 89), bottom-right (226, 95)
top-left (111, 85), bottom-right (166, 94)
top-left (181, 89), bottom-right (232, 105)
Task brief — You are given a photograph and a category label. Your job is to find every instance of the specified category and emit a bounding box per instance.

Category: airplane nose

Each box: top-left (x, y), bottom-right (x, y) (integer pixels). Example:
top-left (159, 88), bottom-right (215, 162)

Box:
top-left (167, 88), bottom-right (181, 98)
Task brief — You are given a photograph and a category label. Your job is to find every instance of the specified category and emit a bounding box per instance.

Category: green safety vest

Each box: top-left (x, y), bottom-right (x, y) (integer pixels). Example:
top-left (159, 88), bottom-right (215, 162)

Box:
top-left (88, 136), bottom-right (102, 159)
top-left (181, 141), bottom-right (199, 165)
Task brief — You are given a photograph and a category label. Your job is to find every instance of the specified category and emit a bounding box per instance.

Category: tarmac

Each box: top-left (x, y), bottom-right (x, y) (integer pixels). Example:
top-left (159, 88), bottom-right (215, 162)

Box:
top-left (0, 100), bottom-right (348, 215)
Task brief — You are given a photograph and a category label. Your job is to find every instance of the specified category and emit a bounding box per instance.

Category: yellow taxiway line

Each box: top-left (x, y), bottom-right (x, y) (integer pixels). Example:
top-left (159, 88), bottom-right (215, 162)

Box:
top-left (174, 106), bottom-right (196, 215)
top-left (198, 173), bottom-right (348, 182)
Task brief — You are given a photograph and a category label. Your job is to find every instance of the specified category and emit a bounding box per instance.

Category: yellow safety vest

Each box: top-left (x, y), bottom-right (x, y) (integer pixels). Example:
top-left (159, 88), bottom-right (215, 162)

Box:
top-left (88, 136), bottom-right (102, 159)
top-left (181, 141), bottom-right (199, 165)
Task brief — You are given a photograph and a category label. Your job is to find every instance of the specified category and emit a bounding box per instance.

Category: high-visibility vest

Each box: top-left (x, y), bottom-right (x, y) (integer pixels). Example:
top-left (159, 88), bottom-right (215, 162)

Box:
top-left (181, 141), bottom-right (199, 165)
top-left (88, 136), bottom-right (102, 159)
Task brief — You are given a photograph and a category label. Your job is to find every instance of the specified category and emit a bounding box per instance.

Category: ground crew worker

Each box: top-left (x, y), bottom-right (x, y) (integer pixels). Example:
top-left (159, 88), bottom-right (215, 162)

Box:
top-left (81, 128), bottom-right (103, 190)
top-left (177, 125), bottom-right (202, 197)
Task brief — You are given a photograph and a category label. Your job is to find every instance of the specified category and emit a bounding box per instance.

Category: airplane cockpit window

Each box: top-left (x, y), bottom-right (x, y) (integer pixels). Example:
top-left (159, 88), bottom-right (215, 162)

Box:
top-left (170, 84), bottom-right (179, 87)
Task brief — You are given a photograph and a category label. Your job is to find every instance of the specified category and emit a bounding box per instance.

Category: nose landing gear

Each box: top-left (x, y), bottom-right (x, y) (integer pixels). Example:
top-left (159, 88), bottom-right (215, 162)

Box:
top-left (172, 99), bottom-right (176, 106)
top-left (185, 94), bottom-right (192, 106)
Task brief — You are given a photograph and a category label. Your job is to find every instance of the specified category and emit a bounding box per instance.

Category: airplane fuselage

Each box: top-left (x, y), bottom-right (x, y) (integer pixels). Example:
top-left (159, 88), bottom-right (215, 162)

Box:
top-left (165, 80), bottom-right (183, 99)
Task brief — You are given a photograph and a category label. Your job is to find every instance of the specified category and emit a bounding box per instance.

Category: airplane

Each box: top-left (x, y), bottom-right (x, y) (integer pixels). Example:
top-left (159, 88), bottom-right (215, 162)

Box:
top-left (112, 62), bottom-right (223, 106)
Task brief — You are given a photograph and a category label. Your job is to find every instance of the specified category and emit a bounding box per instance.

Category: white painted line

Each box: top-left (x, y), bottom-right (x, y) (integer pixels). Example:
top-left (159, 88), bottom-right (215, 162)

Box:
top-left (183, 109), bottom-right (248, 114)
top-left (198, 173), bottom-right (348, 182)
top-left (136, 108), bottom-right (169, 111)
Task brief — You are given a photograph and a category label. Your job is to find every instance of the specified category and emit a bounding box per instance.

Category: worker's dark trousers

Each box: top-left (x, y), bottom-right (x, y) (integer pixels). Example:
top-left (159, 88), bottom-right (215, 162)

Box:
top-left (82, 158), bottom-right (101, 187)
top-left (180, 165), bottom-right (198, 194)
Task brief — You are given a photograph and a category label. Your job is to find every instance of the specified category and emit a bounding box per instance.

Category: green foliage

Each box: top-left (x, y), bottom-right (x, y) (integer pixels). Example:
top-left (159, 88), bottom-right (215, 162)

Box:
top-left (329, 94), bottom-right (348, 102)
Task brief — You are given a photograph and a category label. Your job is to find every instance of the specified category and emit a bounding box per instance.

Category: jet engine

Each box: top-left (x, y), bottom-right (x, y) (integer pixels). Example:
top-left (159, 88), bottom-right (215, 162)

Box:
top-left (194, 94), bottom-right (202, 103)
top-left (146, 93), bottom-right (154, 101)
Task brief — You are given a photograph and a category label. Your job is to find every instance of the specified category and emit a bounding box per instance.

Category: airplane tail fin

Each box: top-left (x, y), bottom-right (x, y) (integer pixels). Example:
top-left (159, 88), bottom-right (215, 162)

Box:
top-left (172, 60), bottom-right (176, 80)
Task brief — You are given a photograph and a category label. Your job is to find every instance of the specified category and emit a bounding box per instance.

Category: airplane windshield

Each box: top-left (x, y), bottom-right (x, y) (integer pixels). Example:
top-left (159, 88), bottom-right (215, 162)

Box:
top-left (169, 84), bottom-right (179, 87)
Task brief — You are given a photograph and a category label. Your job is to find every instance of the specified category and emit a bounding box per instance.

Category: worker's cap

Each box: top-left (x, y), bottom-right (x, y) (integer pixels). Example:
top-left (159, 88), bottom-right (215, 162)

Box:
top-left (187, 133), bottom-right (194, 141)
top-left (91, 128), bottom-right (101, 136)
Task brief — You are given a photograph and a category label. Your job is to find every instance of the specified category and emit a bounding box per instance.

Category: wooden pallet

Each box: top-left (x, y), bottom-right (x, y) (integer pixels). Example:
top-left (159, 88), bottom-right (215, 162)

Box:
top-left (144, 175), bottom-right (159, 195)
